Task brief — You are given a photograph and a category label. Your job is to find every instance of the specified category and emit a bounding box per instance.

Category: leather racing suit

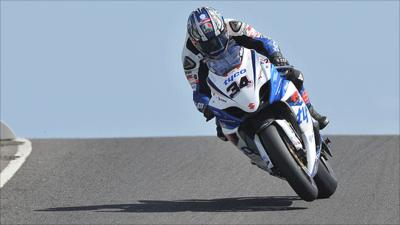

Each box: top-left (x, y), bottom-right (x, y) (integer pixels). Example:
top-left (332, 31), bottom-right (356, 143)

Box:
top-left (182, 19), bottom-right (311, 135)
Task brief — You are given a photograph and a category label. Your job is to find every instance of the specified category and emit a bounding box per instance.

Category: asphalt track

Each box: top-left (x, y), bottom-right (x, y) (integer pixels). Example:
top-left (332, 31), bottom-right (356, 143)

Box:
top-left (0, 135), bottom-right (399, 224)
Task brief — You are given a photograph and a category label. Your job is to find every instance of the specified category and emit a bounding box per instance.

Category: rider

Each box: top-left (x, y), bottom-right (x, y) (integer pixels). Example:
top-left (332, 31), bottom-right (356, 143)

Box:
top-left (182, 7), bottom-right (329, 141)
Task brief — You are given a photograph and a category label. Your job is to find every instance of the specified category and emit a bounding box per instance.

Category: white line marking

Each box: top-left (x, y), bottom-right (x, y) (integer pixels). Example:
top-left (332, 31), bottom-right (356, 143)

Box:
top-left (0, 138), bottom-right (32, 188)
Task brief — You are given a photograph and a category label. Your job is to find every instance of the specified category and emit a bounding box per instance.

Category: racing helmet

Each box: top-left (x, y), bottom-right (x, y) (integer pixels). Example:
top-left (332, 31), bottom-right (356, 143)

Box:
top-left (187, 7), bottom-right (229, 58)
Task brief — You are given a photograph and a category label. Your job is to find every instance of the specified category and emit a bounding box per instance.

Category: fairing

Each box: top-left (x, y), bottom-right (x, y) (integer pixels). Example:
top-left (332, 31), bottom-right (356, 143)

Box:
top-left (207, 47), bottom-right (318, 176)
top-left (207, 48), bottom-right (269, 132)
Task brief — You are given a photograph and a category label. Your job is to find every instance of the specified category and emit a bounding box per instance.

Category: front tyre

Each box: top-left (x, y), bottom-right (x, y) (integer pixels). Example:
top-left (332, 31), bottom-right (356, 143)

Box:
top-left (314, 157), bottom-right (338, 198)
top-left (259, 124), bottom-right (318, 202)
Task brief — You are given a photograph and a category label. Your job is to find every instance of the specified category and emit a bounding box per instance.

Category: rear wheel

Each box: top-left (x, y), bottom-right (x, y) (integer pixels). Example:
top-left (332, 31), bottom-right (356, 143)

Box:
top-left (314, 157), bottom-right (338, 198)
top-left (259, 124), bottom-right (318, 202)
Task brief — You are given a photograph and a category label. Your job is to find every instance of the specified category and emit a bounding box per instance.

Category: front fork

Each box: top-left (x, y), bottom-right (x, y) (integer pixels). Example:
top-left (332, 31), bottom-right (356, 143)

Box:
top-left (312, 119), bottom-right (322, 159)
top-left (311, 117), bottom-right (334, 159)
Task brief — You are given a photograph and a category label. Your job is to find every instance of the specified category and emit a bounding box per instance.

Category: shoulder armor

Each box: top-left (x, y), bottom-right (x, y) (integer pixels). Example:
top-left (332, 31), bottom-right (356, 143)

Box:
top-left (229, 20), bottom-right (242, 32)
top-left (183, 56), bottom-right (196, 70)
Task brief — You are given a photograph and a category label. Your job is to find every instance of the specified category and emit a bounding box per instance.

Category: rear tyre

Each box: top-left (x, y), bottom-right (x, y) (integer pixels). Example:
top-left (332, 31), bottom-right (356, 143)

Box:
top-left (259, 125), bottom-right (318, 202)
top-left (314, 157), bottom-right (338, 198)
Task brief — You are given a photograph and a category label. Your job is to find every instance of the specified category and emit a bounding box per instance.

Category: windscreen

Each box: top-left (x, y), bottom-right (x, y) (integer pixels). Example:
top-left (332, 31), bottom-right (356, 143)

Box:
top-left (206, 40), bottom-right (242, 76)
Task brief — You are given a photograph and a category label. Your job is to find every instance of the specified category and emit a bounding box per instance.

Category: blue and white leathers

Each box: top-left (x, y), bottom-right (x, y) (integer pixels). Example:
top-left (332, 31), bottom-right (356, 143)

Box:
top-left (182, 18), bottom-right (281, 112)
top-left (206, 47), bottom-right (318, 177)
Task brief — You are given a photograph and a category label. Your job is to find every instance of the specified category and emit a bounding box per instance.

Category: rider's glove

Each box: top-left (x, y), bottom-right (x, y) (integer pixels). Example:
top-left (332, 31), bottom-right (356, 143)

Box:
top-left (194, 92), bottom-right (214, 121)
top-left (270, 52), bottom-right (289, 66)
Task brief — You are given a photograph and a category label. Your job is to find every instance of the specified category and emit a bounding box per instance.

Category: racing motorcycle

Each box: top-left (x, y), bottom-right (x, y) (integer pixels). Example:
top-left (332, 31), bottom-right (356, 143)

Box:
top-left (205, 41), bottom-right (337, 201)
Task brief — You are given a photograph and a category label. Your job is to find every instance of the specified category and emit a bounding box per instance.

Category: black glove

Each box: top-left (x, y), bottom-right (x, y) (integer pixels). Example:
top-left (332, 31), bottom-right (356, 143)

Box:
top-left (270, 52), bottom-right (289, 66)
top-left (203, 105), bottom-right (215, 121)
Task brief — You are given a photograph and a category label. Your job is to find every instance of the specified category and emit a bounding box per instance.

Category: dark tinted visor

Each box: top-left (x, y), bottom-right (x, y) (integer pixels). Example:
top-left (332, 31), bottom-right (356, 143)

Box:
top-left (199, 32), bottom-right (229, 57)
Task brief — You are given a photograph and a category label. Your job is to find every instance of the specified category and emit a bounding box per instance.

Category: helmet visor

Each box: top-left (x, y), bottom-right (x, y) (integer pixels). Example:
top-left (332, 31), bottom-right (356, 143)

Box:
top-left (199, 32), bottom-right (229, 57)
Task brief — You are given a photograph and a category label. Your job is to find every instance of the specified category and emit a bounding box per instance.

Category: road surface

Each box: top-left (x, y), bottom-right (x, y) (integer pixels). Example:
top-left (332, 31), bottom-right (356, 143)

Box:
top-left (0, 135), bottom-right (398, 224)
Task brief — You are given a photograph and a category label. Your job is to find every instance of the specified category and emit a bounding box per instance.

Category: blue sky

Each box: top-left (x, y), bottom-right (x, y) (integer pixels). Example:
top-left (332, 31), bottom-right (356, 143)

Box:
top-left (1, 1), bottom-right (399, 138)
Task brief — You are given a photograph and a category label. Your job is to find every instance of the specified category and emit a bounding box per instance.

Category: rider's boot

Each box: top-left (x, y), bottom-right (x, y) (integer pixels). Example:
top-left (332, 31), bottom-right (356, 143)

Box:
top-left (299, 87), bottom-right (329, 130)
top-left (308, 105), bottom-right (329, 130)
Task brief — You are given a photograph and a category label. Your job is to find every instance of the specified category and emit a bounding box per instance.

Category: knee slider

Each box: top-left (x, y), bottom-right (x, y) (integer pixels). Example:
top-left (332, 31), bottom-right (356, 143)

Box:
top-left (287, 68), bottom-right (304, 90)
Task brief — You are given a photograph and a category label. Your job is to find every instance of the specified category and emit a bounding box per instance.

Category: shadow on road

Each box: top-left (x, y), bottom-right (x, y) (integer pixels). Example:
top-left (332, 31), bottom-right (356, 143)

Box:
top-left (36, 196), bottom-right (306, 213)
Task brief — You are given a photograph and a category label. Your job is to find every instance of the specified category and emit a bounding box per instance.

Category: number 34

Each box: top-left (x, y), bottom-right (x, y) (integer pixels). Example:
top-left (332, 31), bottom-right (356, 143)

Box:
top-left (226, 76), bottom-right (251, 98)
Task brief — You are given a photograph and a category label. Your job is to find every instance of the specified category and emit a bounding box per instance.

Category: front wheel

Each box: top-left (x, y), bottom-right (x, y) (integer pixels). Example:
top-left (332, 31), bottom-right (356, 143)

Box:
top-left (259, 124), bottom-right (318, 202)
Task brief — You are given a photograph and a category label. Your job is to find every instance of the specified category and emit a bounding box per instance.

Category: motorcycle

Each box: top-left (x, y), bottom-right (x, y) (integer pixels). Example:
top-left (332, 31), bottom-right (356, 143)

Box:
top-left (205, 42), bottom-right (337, 201)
